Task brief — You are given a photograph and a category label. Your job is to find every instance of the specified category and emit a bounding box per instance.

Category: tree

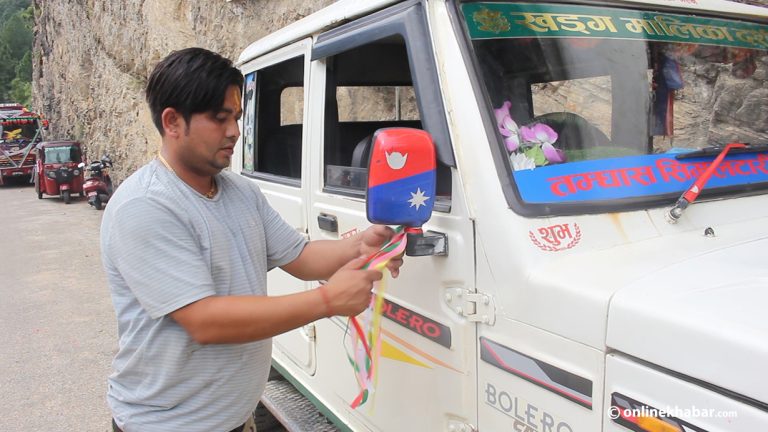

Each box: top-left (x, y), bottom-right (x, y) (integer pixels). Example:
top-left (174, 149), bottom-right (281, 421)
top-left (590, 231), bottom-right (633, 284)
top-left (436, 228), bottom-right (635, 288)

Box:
top-left (9, 50), bottom-right (30, 104)
top-left (0, 0), bottom-right (29, 24)
top-left (8, 76), bottom-right (29, 105)
top-left (0, 1), bottom-right (32, 103)
top-left (0, 9), bottom-right (31, 60)
top-left (0, 41), bottom-right (14, 100)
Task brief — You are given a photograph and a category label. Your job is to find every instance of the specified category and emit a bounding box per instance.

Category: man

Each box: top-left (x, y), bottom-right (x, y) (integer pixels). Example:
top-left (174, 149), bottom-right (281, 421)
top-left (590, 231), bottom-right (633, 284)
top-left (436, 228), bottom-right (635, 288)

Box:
top-left (101, 47), bottom-right (402, 432)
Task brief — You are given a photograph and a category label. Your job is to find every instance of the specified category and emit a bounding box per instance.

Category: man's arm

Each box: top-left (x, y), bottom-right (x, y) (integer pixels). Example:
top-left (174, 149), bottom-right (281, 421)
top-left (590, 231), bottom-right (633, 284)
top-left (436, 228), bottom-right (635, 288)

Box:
top-left (280, 237), bottom-right (359, 281)
top-left (171, 225), bottom-right (403, 344)
top-left (171, 256), bottom-right (380, 344)
top-left (281, 225), bottom-right (402, 281)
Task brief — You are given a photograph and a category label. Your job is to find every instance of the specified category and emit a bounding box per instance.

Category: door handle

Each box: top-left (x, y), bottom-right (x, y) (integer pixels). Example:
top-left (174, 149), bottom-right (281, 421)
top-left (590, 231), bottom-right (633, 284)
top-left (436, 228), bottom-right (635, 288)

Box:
top-left (317, 213), bottom-right (338, 233)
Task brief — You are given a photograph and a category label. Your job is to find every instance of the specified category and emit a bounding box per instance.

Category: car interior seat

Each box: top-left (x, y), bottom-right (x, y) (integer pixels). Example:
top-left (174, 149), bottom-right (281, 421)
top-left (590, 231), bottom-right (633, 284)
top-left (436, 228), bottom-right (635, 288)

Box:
top-left (351, 134), bottom-right (373, 168)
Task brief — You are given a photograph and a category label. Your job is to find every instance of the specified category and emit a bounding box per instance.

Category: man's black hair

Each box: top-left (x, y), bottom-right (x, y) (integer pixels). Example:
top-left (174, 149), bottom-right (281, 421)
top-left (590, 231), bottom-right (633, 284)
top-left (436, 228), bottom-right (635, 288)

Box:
top-left (146, 47), bottom-right (244, 135)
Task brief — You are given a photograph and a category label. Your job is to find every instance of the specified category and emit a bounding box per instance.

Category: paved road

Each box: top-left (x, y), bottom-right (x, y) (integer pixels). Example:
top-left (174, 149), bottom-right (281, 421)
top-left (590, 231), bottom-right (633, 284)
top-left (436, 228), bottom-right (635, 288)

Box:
top-left (0, 180), bottom-right (115, 431)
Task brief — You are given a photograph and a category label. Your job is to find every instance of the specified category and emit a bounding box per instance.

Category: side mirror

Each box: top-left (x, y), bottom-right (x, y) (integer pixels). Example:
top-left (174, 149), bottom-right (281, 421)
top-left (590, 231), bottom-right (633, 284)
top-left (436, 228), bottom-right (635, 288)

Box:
top-left (366, 128), bottom-right (436, 227)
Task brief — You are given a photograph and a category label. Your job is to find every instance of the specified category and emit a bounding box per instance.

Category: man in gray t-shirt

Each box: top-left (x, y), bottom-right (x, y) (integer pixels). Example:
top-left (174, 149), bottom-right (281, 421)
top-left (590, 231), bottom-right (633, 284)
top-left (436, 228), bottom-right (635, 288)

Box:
top-left (101, 48), bottom-right (402, 432)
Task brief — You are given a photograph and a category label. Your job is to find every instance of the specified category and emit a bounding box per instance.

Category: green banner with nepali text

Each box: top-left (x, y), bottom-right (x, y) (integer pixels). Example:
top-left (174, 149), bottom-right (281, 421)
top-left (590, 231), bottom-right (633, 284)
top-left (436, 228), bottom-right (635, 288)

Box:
top-left (461, 2), bottom-right (768, 50)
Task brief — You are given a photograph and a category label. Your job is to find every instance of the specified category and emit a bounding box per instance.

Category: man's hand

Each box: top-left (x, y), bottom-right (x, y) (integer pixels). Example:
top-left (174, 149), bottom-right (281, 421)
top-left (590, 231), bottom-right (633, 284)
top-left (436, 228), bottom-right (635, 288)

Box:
top-left (322, 256), bottom-right (383, 317)
top-left (282, 225), bottom-right (405, 282)
top-left (359, 225), bottom-right (405, 278)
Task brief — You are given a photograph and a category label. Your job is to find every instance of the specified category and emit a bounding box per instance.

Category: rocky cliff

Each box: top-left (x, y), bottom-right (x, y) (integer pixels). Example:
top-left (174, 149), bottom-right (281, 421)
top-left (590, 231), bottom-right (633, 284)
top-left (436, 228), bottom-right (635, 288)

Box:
top-left (32, 0), bottom-right (331, 180)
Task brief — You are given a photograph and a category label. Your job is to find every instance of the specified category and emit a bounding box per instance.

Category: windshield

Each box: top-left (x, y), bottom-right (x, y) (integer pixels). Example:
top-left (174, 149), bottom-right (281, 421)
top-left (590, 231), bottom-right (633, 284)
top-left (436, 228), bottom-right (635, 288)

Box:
top-left (44, 146), bottom-right (81, 164)
top-left (461, 2), bottom-right (768, 213)
top-left (1, 122), bottom-right (40, 142)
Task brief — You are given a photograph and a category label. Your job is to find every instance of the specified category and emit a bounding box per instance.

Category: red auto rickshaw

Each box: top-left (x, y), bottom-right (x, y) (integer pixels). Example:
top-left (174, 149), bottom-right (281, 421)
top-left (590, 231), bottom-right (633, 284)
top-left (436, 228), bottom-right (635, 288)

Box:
top-left (34, 140), bottom-right (85, 204)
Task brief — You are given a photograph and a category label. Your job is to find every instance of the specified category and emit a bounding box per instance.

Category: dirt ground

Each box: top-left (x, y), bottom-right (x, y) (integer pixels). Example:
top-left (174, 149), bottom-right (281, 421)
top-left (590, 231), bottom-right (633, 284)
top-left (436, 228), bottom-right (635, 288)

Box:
top-left (0, 179), bottom-right (115, 431)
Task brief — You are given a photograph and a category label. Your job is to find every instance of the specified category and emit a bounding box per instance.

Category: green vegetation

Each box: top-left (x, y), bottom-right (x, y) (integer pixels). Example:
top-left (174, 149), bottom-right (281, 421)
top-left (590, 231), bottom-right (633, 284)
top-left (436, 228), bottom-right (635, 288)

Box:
top-left (0, 0), bottom-right (32, 106)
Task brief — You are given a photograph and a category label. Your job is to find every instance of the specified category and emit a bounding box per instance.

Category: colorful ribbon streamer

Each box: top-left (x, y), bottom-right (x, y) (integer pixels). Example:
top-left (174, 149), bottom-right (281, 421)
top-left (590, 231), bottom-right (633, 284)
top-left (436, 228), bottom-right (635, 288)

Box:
top-left (345, 225), bottom-right (410, 409)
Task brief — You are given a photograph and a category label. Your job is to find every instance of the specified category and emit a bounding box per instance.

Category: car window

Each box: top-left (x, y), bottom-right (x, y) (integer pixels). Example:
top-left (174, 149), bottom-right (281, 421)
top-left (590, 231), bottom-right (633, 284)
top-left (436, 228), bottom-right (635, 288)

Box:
top-left (322, 37), bottom-right (419, 195)
top-left (242, 56), bottom-right (304, 182)
top-left (322, 36), bottom-right (447, 200)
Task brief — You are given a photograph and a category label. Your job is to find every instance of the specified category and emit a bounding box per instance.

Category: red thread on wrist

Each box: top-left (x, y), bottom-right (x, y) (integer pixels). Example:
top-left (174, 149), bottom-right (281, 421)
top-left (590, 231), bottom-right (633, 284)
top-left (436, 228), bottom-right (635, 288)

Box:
top-left (317, 285), bottom-right (332, 317)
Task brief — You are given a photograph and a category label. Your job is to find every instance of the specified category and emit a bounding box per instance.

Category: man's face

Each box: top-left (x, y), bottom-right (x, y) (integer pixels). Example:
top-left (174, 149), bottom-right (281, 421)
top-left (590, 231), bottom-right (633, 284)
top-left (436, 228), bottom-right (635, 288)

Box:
top-left (177, 85), bottom-right (242, 176)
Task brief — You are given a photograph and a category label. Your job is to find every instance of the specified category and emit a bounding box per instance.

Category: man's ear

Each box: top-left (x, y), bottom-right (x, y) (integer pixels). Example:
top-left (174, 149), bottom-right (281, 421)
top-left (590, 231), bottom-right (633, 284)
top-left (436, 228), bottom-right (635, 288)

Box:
top-left (161, 108), bottom-right (184, 139)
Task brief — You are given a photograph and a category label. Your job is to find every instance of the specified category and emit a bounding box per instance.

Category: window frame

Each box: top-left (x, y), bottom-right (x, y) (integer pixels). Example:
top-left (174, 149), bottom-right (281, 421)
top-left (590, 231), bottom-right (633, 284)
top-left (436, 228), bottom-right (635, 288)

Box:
top-left (238, 39), bottom-right (311, 188)
top-left (311, 0), bottom-right (455, 206)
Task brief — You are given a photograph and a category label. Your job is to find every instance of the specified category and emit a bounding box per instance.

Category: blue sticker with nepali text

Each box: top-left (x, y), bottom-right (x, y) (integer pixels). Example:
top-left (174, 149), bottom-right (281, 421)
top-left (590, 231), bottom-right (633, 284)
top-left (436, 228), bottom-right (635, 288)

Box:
top-left (513, 153), bottom-right (768, 203)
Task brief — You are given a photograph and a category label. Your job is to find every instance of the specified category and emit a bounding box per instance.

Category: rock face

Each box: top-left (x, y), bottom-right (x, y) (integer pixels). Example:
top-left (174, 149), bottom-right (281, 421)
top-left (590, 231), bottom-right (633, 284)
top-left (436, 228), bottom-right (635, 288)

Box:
top-left (32, 0), bottom-right (332, 180)
top-left (32, 1), bottom-right (767, 181)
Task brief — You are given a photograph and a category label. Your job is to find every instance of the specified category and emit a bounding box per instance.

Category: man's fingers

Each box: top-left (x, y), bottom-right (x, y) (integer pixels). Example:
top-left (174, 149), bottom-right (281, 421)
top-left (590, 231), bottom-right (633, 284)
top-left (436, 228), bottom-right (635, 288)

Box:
top-left (341, 255), bottom-right (369, 270)
top-left (374, 224), bottom-right (395, 238)
top-left (365, 225), bottom-right (395, 246)
top-left (366, 269), bottom-right (383, 282)
top-left (387, 259), bottom-right (403, 278)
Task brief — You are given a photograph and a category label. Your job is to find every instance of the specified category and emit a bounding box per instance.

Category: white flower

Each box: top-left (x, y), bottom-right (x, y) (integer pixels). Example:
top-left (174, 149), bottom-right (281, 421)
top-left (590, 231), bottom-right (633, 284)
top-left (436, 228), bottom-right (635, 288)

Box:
top-left (510, 152), bottom-right (536, 171)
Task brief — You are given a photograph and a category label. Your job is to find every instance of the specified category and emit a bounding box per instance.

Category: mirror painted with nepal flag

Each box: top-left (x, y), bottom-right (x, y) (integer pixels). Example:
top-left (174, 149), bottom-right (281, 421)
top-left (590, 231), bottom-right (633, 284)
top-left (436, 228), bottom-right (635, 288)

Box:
top-left (366, 128), bottom-right (436, 227)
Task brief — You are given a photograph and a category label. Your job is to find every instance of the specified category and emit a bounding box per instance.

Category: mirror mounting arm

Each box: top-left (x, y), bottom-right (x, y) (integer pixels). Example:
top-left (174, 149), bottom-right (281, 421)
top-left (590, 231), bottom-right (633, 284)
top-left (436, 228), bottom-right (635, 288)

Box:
top-left (405, 229), bottom-right (448, 257)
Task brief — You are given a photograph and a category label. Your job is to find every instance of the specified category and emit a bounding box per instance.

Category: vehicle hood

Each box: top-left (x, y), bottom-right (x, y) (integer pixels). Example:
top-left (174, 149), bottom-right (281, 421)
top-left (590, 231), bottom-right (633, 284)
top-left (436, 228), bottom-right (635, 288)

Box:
top-left (606, 235), bottom-right (768, 404)
top-left (510, 214), bottom-right (768, 403)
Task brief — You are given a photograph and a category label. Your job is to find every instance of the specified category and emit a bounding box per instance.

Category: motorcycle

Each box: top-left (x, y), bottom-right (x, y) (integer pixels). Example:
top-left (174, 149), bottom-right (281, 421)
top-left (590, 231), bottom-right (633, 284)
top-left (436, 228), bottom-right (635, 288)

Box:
top-left (81, 155), bottom-right (113, 210)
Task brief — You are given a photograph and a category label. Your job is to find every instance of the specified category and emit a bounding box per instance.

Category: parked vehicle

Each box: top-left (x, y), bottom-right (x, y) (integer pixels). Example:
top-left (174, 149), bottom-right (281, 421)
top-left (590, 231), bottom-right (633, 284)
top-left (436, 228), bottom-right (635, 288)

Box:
top-left (234, 1), bottom-right (768, 431)
top-left (35, 140), bottom-right (84, 204)
top-left (0, 103), bottom-right (48, 185)
top-left (81, 155), bottom-right (113, 210)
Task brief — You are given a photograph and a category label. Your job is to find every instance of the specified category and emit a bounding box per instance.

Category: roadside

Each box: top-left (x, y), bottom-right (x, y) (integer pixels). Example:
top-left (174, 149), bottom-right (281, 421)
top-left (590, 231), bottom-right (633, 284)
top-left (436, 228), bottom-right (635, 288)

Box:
top-left (0, 181), bottom-right (115, 432)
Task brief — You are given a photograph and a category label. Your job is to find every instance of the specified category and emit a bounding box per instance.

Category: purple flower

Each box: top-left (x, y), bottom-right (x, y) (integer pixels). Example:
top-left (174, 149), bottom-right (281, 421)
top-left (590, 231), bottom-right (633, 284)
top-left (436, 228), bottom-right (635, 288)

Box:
top-left (494, 101), bottom-right (513, 130)
top-left (504, 135), bottom-right (520, 152)
top-left (494, 101), bottom-right (520, 151)
top-left (520, 123), bottom-right (558, 146)
top-left (520, 123), bottom-right (566, 164)
top-left (542, 142), bottom-right (567, 163)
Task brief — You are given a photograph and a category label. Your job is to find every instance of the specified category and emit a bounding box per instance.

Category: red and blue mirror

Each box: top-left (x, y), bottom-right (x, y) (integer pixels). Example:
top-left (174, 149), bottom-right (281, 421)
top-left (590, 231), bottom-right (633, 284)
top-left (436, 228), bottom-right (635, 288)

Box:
top-left (366, 128), bottom-right (436, 227)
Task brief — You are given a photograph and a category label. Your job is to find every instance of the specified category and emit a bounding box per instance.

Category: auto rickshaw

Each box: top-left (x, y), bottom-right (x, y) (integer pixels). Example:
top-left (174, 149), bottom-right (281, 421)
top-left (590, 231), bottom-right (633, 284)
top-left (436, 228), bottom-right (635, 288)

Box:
top-left (34, 140), bottom-right (85, 204)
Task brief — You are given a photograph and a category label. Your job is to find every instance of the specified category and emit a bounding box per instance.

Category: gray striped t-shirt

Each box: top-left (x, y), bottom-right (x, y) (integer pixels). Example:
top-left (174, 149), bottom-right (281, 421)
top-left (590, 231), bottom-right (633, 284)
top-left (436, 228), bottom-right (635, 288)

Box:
top-left (101, 160), bottom-right (306, 432)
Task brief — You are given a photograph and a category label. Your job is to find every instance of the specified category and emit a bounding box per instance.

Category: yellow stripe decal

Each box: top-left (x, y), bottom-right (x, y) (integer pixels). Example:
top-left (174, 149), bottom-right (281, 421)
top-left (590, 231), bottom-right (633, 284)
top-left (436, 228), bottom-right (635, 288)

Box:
top-left (380, 339), bottom-right (431, 368)
top-left (381, 327), bottom-right (464, 373)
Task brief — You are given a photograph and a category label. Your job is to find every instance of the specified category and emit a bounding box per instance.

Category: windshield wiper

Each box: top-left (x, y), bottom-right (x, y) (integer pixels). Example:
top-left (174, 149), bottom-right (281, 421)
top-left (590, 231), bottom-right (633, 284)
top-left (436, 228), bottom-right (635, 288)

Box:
top-left (674, 143), bottom-right (768, 159)
top-left (666, 142), bottom-right (754, 223)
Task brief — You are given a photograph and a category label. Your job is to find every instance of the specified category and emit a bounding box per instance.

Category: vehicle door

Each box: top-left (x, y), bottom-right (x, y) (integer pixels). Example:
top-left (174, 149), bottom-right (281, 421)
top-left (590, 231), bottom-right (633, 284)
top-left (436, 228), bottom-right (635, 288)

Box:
top-left (237, 40), bottom-right (316, 375)
top-left (306, 3), bottom-right (478, 430)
